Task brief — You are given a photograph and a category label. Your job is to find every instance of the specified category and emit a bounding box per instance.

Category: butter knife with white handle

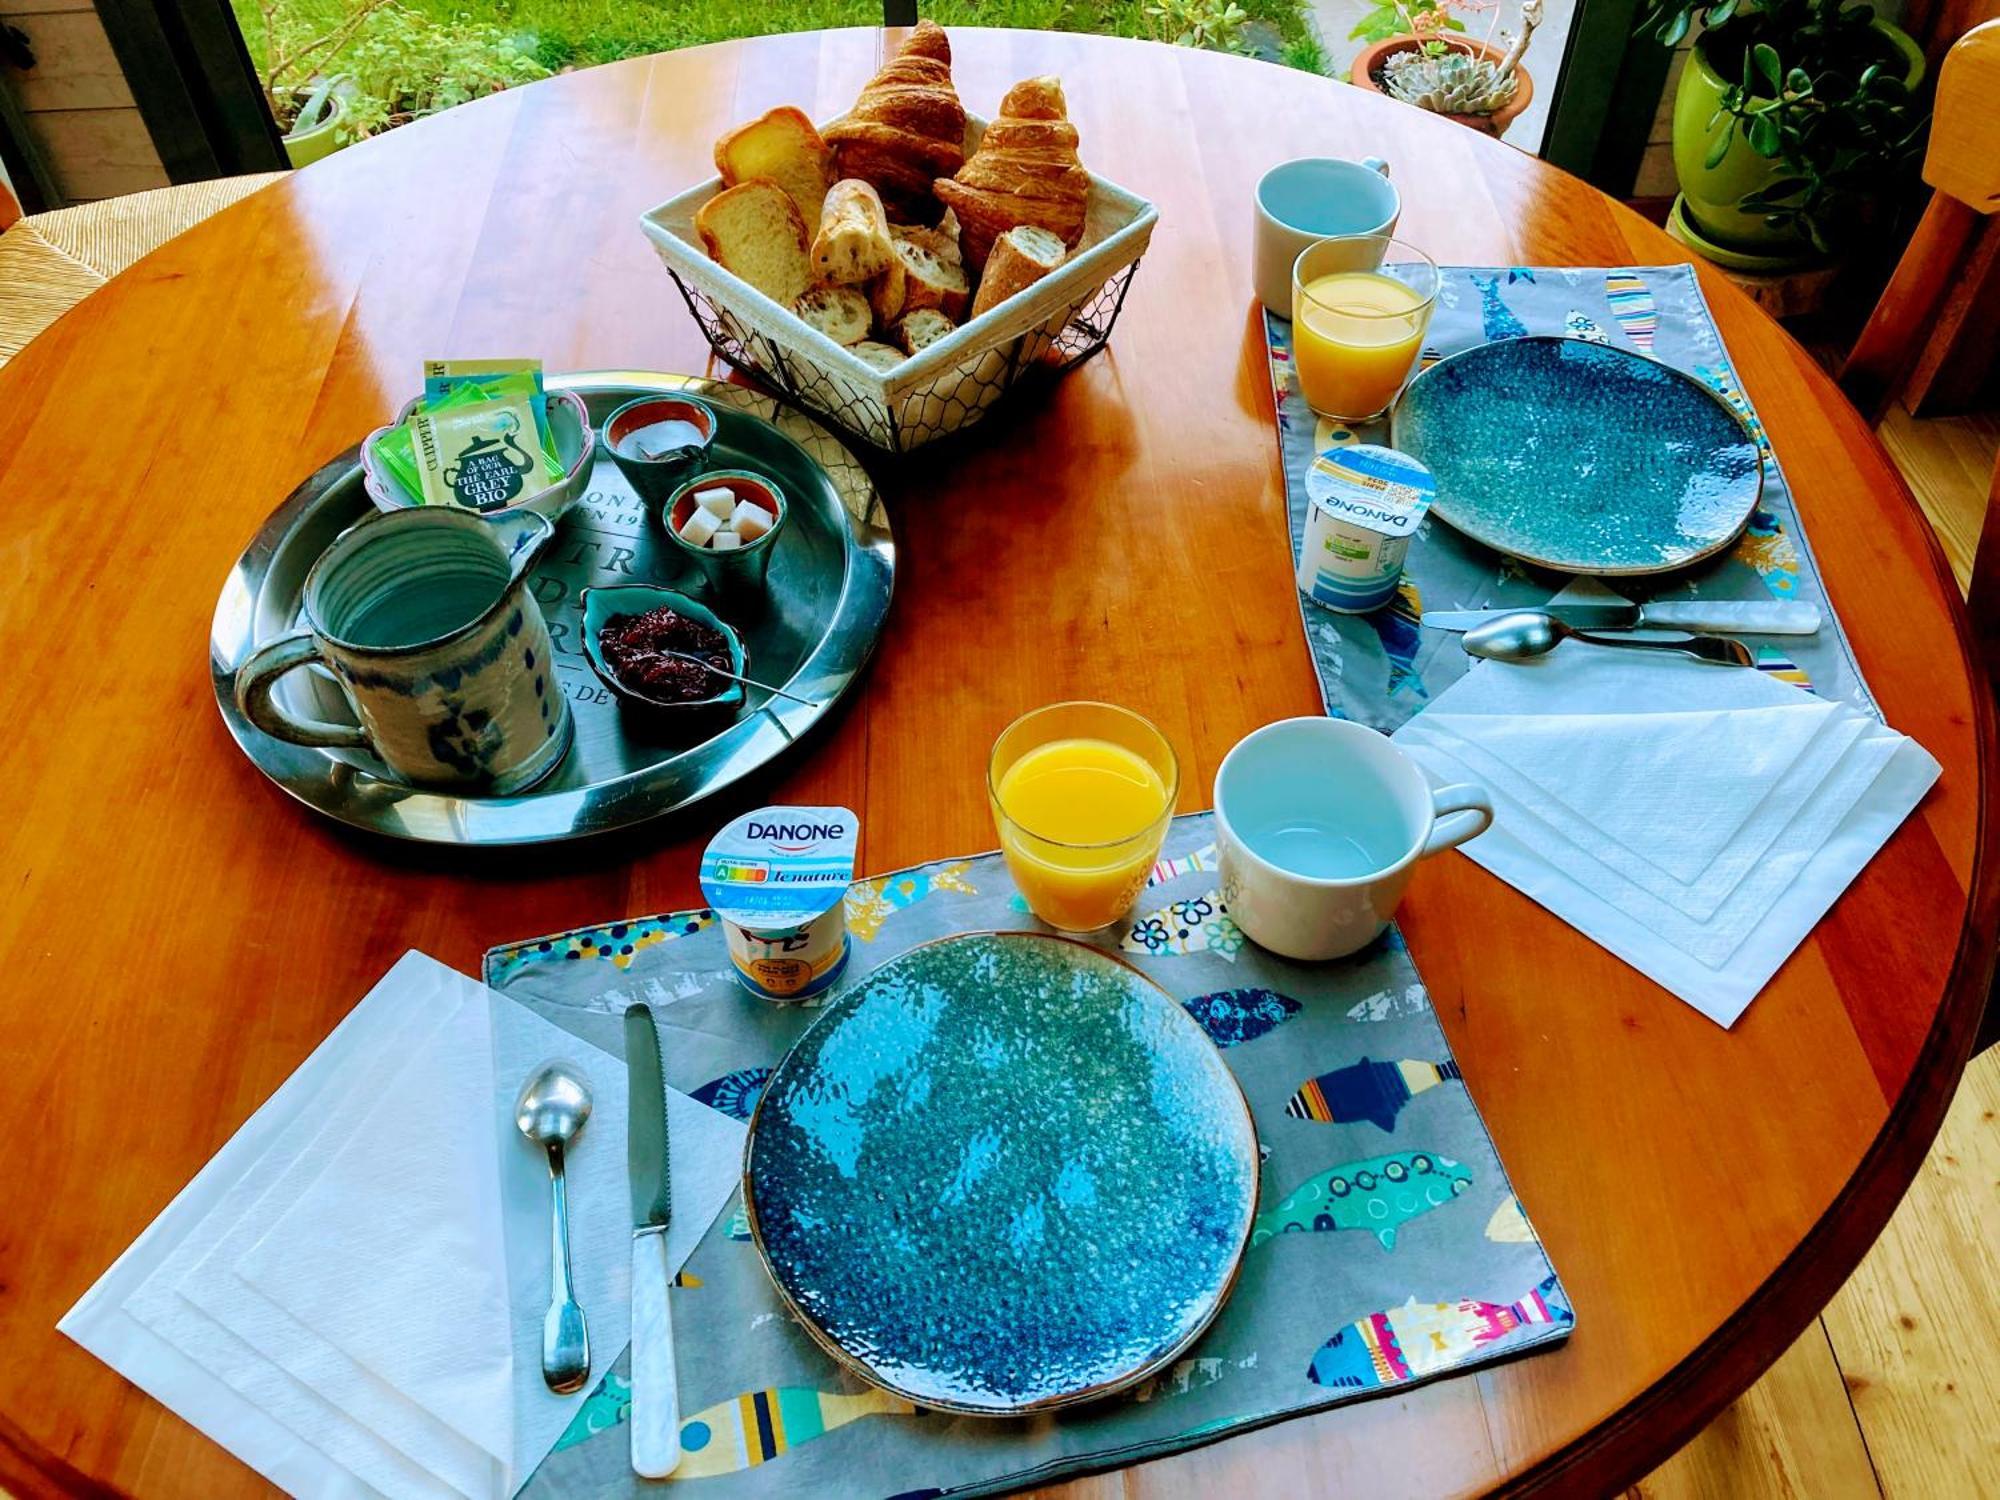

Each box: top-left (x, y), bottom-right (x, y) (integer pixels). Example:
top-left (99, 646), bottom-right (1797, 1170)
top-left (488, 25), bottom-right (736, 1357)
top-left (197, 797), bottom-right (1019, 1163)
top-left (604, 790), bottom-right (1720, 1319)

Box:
top-left (1420, 600), bottom-right (1822, 635)
top-left (624, 1004), bottom-right (680, 1479)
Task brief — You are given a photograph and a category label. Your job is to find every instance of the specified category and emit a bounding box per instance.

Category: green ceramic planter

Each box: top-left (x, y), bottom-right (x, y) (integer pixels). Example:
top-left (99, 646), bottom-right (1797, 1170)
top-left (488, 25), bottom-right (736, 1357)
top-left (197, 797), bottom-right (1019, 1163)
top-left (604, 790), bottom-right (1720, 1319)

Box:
top-left (282, 93), bottom-right (348, 169)
top-left (1672, 18), bottom-right (1924, 253)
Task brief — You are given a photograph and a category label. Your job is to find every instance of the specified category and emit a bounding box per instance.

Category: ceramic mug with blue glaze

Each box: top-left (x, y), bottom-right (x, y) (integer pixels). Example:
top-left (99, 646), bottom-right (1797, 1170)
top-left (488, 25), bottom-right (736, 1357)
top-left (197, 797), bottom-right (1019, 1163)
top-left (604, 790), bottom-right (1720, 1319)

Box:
top-left (233, 507), bottom-right (574, 793)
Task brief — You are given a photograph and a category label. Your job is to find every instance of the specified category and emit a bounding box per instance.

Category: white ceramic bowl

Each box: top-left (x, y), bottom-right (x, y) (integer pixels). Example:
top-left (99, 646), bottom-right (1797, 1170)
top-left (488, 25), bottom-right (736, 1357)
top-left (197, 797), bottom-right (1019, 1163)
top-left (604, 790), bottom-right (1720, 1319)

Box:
top-left (361, 386), bottom-right (594, 524)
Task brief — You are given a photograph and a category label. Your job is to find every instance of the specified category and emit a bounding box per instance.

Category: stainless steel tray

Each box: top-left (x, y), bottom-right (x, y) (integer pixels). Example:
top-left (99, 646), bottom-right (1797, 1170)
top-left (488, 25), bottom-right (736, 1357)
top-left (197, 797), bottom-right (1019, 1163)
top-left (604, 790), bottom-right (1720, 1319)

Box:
top-left (209, 372), bottom-right (894, 844)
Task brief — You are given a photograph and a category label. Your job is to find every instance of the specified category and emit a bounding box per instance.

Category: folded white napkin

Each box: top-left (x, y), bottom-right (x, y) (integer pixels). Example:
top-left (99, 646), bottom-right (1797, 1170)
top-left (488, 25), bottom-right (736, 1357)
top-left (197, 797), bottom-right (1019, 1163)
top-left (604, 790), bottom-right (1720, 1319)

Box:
top-left (61, 952), bottom-right (747, 1499)
top-left (1392, 646), bottom-right (1940, 1026)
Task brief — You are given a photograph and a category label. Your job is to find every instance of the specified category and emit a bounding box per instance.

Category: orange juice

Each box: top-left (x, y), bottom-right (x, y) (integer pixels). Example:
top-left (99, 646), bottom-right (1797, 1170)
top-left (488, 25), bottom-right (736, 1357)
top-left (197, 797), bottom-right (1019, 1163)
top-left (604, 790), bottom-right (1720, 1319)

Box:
top-left (994, 737), bottom-right (1172, 931)
top-left (1294, 270), bottom-right (1432, 419)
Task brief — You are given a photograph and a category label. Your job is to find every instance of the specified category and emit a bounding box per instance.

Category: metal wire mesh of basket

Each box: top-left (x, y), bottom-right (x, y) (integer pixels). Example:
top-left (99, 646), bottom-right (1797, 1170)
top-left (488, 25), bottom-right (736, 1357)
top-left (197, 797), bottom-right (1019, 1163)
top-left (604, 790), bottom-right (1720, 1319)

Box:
top-left (640, 116), bottom-right (1158, 454)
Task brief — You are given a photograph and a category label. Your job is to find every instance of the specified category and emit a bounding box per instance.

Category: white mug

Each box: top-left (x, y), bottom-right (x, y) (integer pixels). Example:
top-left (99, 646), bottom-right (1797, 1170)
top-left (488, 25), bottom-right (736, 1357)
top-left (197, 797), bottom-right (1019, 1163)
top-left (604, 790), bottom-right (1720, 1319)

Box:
top-left (1214, 718), bottom-right (1491, 961)
top-left (1252, 157), bottom-right (1399, 312)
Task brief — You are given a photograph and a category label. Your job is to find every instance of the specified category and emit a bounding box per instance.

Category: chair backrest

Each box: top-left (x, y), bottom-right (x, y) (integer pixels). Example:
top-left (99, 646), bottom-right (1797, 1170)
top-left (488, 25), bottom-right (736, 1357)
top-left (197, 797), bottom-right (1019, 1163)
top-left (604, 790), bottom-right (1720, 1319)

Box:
top-left (1839, 20), bottom-right (2000, 420)
top-left (1923, 18), bottom-right (2000, 210)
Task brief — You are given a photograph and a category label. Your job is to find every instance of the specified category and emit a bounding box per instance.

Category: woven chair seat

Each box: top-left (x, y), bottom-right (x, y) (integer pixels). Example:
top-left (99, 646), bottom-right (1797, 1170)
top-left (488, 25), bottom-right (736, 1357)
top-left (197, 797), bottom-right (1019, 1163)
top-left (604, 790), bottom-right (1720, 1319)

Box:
top-left (0, 172), bottom-right (286, 369)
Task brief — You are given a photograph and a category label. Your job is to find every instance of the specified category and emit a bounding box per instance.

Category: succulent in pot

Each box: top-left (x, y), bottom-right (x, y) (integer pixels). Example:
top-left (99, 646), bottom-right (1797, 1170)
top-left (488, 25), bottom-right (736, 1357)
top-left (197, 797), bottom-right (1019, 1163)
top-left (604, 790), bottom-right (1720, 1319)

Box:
top-left (1350, 0), bottom-right (1542, 138)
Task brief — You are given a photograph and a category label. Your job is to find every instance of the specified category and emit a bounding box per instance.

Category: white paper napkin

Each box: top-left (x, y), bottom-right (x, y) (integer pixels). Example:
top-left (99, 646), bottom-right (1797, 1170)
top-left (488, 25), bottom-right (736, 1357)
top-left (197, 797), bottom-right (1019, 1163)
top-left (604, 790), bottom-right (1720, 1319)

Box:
top-left (1392, 647), bottom-right (1940, 1026)
top-left (61, 951), bottom-right (747, 1499)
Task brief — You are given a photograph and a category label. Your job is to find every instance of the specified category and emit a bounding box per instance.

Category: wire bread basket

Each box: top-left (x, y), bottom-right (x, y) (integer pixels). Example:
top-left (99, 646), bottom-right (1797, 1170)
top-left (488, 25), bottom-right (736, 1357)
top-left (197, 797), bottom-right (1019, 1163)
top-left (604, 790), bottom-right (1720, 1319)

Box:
top-left (641, 115), bottom-right (1158, 453)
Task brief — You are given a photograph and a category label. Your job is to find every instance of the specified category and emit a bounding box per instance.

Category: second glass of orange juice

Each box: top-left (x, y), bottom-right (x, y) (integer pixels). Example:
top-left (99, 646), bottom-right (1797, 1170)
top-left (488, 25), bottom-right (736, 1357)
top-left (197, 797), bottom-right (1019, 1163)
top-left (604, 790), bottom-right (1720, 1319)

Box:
top-left (989, 702), bottom-right (1180, 932)
top-left (1292, 234), bottom-right (1440, 421)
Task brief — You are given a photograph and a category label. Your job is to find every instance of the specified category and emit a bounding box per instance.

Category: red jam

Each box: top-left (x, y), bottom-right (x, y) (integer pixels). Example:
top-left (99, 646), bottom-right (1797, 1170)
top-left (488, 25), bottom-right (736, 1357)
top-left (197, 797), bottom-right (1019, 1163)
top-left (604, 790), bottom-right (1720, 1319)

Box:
top-left (599, 607), bottom-right (731, 702)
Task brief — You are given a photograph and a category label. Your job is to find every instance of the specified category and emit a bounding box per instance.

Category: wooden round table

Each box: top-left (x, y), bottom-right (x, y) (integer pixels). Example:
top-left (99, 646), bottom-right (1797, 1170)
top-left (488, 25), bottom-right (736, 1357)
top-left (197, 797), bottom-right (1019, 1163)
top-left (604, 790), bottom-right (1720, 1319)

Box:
top-left (1, 27), bottom-right (1992, 1499)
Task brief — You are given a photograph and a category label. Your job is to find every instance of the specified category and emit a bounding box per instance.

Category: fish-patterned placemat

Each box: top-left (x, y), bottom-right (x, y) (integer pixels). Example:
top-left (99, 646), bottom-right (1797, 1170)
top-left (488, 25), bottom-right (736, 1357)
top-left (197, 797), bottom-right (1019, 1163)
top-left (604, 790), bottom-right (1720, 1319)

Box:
top-left (1266, 265), bottom-right (1878, 730)
top-left (487, 814), bottom-right (1569, 1498)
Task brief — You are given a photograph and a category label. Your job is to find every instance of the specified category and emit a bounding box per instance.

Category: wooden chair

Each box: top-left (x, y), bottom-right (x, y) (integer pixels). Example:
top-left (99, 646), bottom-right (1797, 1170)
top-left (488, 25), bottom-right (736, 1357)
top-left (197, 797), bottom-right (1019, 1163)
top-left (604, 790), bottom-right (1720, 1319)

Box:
top-left (1841, 21), bottom-right (2000, 1052)
top-left (1843, 20), bottom-right (2000, 424)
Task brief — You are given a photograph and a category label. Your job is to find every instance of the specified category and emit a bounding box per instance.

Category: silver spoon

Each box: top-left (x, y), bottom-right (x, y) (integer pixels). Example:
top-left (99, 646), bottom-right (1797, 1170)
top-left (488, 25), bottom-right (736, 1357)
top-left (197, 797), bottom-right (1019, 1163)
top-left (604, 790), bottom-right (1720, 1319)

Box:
top-left (646, 648), bottom-right (822, 708)
top-left (1462, 610), bottom-right (1754, 668)
top-left (514, 1062), bottom-right (594, 1394)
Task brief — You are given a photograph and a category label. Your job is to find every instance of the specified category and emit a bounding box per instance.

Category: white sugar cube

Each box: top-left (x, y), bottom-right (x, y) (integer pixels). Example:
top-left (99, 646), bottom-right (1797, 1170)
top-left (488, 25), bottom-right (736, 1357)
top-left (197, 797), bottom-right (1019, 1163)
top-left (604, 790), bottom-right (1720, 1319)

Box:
top-left (694, 486), bottom-right (736, 519)
top-left (678, 506), bottom-right (722, 546)
top-left (710, 530), bottom-right (743, 551)
top-left (730, 499), bottom-right (776, 543)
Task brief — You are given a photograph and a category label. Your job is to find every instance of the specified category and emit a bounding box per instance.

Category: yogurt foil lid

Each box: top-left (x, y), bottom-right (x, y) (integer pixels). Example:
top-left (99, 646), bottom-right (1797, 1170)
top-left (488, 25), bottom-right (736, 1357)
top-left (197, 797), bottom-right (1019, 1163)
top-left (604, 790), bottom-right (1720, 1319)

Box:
top-left (1304, 444), bottom-right (1436, 536)
top-left (698, 806), bottom-right (858, 930)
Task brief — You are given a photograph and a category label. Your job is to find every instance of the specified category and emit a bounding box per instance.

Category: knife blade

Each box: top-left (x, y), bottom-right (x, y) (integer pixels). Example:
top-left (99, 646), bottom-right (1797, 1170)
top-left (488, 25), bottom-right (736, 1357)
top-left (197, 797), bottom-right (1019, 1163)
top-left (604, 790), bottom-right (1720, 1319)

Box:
top-left (1420, 600), bottom-right (1822, 635)
top-left (624, 1004), bottom-right (680, 1479)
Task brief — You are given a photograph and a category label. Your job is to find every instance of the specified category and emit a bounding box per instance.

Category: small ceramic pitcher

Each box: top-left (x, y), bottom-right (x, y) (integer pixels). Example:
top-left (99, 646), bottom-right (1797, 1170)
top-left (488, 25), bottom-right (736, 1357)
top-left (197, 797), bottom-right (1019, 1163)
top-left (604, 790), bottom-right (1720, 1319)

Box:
top-left (233, 506), bottom-right (574, 794)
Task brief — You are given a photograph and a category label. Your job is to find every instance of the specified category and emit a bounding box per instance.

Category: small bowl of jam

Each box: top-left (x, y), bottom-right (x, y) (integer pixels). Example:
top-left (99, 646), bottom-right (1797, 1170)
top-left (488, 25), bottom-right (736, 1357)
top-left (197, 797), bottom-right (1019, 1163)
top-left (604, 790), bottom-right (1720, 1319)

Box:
top-left (580, 584), bottom-right (746, 714)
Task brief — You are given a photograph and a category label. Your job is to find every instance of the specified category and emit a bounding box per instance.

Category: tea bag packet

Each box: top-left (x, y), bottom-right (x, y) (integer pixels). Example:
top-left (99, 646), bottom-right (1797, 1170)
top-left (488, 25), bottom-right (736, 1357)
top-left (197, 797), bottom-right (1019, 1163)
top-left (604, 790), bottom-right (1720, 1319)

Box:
top-left (375, 381), bottom-right (492, 500)
top-left (409, 387), bottom-right (548, 512)
top-left (422, 358), bottom-right (554, 459)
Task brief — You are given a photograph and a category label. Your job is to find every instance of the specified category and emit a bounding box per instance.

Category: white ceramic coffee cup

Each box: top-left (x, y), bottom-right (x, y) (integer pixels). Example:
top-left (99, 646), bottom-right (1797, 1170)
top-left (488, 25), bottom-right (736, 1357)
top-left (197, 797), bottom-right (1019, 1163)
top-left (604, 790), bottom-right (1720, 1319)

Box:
top-left (1214, 718), bottom-right (1492, 961)
top-left (1252, 157), bottom-right (1399, 311)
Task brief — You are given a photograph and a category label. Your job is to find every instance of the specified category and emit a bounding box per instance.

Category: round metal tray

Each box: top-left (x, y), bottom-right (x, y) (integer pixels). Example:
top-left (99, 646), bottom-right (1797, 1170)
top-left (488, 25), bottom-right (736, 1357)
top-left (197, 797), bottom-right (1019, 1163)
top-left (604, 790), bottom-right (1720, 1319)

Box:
top-left (209, 372), bottom-right (894, 844)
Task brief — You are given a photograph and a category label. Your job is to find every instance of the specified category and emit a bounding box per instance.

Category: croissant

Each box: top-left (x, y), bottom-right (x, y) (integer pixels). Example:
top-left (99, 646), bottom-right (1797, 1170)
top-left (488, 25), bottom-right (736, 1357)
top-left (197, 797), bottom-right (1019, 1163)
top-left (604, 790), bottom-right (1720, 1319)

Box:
top-left (823, 21), bottom-right (967, 224)
top-left (933, 76), bottom-right (1089, 272)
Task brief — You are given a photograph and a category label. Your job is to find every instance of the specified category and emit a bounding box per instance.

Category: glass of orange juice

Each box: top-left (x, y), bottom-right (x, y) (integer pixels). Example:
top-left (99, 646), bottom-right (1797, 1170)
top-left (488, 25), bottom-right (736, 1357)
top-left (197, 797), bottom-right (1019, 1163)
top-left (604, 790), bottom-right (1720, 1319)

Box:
top-left (988, 702), bottom-right (1180, 932)
top-left (1291, 235), bottom-right (1440, 421)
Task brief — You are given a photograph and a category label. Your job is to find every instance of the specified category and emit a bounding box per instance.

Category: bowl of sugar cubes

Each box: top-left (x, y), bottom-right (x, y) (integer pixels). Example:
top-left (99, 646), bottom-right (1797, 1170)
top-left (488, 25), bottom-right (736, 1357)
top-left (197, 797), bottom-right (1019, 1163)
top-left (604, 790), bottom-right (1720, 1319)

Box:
top-left (663, 468), bottom-right (787, 601)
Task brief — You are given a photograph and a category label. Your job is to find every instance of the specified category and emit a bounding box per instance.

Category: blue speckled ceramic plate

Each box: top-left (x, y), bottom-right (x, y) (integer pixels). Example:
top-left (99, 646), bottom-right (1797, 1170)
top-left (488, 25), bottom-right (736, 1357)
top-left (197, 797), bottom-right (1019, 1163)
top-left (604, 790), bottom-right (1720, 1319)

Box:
top-left (744, 932), bottom-right (1260, 1415)
top-left (1390, 335), bottom-right (1763, 575)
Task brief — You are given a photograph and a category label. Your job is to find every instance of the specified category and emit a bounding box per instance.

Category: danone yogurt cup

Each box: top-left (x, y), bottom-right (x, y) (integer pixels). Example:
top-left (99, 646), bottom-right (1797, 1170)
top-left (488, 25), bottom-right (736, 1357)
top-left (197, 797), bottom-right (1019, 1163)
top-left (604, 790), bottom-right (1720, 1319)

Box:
top-left (1296, 444), bottom-right (1437, 614)
top-left (699, 806), bottom-right (858, 1002)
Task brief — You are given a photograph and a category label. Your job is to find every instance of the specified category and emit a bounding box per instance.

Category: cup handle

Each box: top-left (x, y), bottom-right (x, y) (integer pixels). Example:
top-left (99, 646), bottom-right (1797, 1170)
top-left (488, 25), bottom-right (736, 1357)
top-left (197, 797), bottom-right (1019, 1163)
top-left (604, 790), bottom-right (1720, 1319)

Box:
top-left (233, 632), bottom-right (371, 750)
top-left (1363, 156), bottom-right (1390, 177)
top-left (1421, 782), bottom-right (1493, 857)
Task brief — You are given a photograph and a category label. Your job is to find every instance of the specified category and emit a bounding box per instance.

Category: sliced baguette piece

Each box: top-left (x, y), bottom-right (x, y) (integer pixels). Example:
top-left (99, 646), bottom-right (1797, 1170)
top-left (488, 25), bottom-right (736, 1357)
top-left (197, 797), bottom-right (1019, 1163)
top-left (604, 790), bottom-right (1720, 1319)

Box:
top-left (811, 178), bottom-right (896, 286)
top-left (696, 180), bottom-right (813, 308)
top-left (895, 308), bottom-right (957, 354)
top-left (888, 228), bottom-right (970, 321)
top-left (968, 224), bottom-right (1068, 320)
top-left (714, 106), bottom-right (834, 225)
top-left (868, 256), bottom-right (909, 326)
top-left (794, 285), bottom-right (872, 346)
top-left (851, 340), bottom-right (905, 372)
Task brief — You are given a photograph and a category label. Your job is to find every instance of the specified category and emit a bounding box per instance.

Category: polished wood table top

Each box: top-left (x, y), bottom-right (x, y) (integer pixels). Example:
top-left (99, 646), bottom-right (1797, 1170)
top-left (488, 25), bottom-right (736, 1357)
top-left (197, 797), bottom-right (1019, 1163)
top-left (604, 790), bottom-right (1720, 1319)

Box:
top-left (0, 27), bottom-right (1992, 1500)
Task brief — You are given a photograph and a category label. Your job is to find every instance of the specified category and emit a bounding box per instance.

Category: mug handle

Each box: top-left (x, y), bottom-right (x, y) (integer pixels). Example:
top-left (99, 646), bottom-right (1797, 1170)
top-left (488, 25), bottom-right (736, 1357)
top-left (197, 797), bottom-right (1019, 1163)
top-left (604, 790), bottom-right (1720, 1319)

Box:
top-left (233, 632), bottom-right (370, 750)
top-left (1362, 156), bottom-right (1390, 177)
top-left (1421, 783), bottom-right (1493, 857)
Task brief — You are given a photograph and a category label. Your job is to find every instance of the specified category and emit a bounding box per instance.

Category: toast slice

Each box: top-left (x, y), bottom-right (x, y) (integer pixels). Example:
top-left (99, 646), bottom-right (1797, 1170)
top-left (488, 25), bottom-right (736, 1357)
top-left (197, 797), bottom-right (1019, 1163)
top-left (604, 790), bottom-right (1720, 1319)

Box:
top-left (714, 106), bottom-right (834, 225)
top-left (696, 180), bottom-right (813, 308)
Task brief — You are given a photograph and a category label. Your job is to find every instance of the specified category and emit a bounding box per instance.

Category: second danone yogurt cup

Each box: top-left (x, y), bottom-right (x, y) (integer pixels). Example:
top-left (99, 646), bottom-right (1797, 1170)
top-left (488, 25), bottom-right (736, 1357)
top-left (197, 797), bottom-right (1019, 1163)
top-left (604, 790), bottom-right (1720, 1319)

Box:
top-left (1295, 444), bottom-right (1436, 614)
top-left (699, 806), bottom-right (858, 1002)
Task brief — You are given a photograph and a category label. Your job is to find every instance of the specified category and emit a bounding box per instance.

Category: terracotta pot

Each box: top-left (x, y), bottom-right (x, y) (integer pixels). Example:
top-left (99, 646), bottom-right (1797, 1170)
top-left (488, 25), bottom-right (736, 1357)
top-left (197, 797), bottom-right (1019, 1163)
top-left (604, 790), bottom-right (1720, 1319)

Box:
top-left (1349, 35), bottom-right (1533, 139)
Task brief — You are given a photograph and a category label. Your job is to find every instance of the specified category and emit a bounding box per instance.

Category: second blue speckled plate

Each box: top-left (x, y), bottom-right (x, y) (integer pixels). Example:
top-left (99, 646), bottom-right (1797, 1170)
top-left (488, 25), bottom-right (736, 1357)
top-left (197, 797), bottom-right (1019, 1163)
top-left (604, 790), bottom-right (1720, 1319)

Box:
top-left (1390, 335), bottom-right (1763, 576)
top-left (744, 932), bottom-right (1260, 1415)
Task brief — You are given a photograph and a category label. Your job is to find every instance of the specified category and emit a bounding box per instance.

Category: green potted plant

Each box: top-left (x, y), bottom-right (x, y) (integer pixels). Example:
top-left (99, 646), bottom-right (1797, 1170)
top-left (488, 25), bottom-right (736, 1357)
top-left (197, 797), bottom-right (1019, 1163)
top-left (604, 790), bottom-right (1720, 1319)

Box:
top-left (254, 0), bottom-right (392, 166)
top-left (1641, 0), bottom-right (1929, 262)
top-left (1350, 0), bottom-right (1542, 139)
